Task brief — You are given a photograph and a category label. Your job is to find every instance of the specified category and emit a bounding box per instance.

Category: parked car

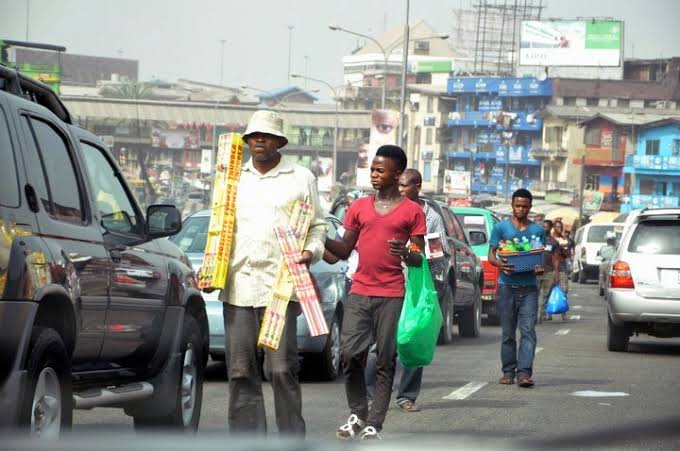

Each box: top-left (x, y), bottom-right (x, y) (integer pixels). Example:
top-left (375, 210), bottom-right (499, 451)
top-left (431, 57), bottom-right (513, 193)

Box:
top-left (570, 222), bottom-right (618, 283)
top-left (170, 210), bottom-right (348, 381)
top-left (606, 208), bottom-right (680, 352)
top-left (0, 66), bottom-right (208, 436)
top-left (597, 232), bottom-right (619, 297)
top-left (451, 207), bottom-right (502, 325)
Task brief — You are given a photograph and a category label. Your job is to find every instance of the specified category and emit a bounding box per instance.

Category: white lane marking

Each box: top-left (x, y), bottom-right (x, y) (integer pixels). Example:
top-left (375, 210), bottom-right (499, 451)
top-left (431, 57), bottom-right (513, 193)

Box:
top-left (598, 403), bottom-right (612, 406)
top-left (555, 329), bottom-right (571, 335)
top-left (535, 347), bottom-right (543, 354)
top-left (572, 305), bottom-right (583, 310)
top-left (572, 391), bottom-right (629, 397)
top-left (443, 381), bottom-right (488, 400)
top-left (571, 293), bottom-right (580, 297)
top-left (570, 315), bottom-right (581, 320)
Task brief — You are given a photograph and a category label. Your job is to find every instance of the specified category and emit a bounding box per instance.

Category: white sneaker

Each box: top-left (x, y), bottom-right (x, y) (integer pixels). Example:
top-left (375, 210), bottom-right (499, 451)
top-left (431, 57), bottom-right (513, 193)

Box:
top-left (336, 414), bottom-right (365, 440)
top-left (360, 426), bottom-right (381, 441)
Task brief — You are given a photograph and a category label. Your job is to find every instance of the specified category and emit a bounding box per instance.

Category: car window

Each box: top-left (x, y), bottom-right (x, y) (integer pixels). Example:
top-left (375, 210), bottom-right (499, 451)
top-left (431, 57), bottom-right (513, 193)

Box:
top-left (455, 214), bottom-right (488, 244)
top-left (587, 225), bottom-right (615, 243)
top-left (0, 108), bottom-right (20, 207)
top-left (23, 117), bottom-right (84, 223)
top-left (442, 208), bottom-right (466, 242)
top-left (627, 220), bottom-right (680, 255)
top-left (170, 214), bottom-right (209, 253)
top-left (80, 141), bottom-right (141, 235)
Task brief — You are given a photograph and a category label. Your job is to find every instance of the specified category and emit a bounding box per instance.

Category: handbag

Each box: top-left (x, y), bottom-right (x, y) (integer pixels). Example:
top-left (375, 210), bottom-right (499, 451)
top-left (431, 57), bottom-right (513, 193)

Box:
top-left (545, 284), bottom-right (570, 315)
top-left (397, 254), bottom-right (443, 368)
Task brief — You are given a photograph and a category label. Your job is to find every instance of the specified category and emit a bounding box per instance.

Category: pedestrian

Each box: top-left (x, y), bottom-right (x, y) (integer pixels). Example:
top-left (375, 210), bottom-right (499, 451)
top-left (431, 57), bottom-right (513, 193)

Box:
top-left (538, 220), bottom-right (564, 322)
top-left (365, 168), bottom-right (450, 413)
top-left (325, 145), bottom-right (426, 441)
top-left (209, 110), bottom-right (327, 437)
top-left (551, 220), bottom-right (571, 300)
top-left (488, 189), bottom-right (545, 388)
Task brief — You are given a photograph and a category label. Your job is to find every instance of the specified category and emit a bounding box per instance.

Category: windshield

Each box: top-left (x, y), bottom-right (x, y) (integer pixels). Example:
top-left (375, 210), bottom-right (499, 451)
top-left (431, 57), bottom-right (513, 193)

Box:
top-left (587, 225), bottom-right (615, 243)
top-left (627, 220), bottom-right (680, 255)
top-left (455, 214), bottom-right (488, 243)
top-left (169, 215), bottom-right (209, 254)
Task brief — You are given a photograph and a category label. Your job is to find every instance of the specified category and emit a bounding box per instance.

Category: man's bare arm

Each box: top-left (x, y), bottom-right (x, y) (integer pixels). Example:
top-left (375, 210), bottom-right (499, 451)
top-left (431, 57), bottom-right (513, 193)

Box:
top-left (325, 228), bottom-right (359, 260)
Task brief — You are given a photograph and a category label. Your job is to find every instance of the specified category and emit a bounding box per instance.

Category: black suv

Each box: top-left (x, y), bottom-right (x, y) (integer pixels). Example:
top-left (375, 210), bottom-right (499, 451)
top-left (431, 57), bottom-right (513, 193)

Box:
top-left (0, 66), bottom-right (208, 436)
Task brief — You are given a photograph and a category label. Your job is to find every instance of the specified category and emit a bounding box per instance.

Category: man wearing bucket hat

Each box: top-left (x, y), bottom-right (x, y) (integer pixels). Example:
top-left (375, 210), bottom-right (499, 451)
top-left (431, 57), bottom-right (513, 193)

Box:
top-left (219, 110), bottom-right (327, 436)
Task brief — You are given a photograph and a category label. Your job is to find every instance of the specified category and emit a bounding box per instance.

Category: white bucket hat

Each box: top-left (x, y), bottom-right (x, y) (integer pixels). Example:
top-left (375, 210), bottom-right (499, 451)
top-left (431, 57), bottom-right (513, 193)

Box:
top-left (243, 110), bottom-right (288, 148)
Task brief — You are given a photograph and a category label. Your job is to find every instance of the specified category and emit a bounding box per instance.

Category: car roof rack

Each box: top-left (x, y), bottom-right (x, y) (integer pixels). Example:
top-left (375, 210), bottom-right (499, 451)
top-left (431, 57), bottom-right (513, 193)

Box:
top-left (0, 63), bottom-right (72, 124)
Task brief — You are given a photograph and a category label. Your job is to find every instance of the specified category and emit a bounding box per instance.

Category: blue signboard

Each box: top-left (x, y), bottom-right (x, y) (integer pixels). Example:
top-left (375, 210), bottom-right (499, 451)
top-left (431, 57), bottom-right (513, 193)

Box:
top-left (478, 97), bottom-right (503, 111)
top-left (448, 77), bottom-right (552, 97)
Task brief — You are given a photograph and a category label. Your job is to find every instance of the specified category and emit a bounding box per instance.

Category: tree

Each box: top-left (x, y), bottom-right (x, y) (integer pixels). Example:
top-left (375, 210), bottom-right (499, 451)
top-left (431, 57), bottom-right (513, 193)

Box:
top-left (100, 82), bottom-right (153, 99)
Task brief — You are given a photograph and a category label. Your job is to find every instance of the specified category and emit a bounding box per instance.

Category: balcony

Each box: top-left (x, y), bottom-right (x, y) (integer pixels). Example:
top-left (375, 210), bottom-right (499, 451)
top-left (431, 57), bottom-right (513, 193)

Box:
top-left (573, 148), bottom-right (625, 166)
top-left (625, 194), bottom-right (680, 210)
top-left (531, 146), bottom-right (569, 159)
top-left (623, 154), bottom-right (680, 175)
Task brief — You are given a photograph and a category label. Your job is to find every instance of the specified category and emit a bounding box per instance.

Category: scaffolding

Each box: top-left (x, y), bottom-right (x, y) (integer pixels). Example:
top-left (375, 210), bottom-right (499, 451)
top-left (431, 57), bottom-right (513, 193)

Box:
top-left (451, 0), bottom-right (546, 76)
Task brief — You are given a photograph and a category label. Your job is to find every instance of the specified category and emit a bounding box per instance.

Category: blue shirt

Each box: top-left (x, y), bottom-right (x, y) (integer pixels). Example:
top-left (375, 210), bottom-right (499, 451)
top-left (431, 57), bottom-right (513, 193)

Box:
top-left (489, 219), bottom-right (546, 286)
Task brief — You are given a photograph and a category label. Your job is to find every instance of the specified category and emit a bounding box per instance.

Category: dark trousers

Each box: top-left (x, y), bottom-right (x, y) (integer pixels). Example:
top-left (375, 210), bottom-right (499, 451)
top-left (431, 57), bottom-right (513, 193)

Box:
top-left (341, 294), bottom-right (403, 432)
top-left (497, 284), bottom-right (538, 378)
top-left (366, 349), bottom-right (423, 404)
top-left (223, 302), bottom-right (305, 436)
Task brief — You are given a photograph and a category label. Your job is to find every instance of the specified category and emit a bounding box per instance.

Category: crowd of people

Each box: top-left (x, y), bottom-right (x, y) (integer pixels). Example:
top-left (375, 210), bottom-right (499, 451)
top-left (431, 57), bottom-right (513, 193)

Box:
top-left (203, 110), bottom-right (574, 441)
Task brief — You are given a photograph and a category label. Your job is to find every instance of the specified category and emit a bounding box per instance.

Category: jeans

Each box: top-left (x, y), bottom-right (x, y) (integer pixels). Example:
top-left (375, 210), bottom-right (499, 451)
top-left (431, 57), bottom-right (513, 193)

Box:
top-left (341, 294), bottom-right (403, 432)
top-left (223, 302), bottom-right (305, 436)
top-left (366, 348), bottom-right (423, 404)
top-left (497, 284), bottom-right (538, 378)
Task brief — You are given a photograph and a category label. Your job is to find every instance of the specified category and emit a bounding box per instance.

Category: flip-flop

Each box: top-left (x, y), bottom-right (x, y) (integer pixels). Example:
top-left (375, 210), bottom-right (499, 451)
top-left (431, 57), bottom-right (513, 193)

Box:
top-left (499, 374), bottom-right (515, 385)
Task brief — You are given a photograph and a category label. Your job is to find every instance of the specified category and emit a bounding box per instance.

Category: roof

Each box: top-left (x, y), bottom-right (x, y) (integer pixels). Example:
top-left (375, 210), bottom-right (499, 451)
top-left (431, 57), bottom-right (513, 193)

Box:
top-left (257, 86), bottom-right (319, 101)
top-left (536, 105), bottom-right (680, 122)
top-left (352, 20), bottom-right (453, 58)
top-left (406, 84), bottom-right (448, 95)
top-left (577, 111), bottom-right (680, 127)
top-left (61, 96), bottom-right (371, 129)
top-left (638, 117), bottom-right (680, 130)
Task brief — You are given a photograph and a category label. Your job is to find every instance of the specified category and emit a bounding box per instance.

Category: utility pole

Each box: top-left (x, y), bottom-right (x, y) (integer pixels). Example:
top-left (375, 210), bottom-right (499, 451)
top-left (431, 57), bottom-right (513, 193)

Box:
top-left (304, 56), bottom-right (309, 88)
top-left (219, 40), bottom-right (226, 86)
top-left (25, 0), bottom-right (30, 41)
top-left (398, 0), bottom-right (410, 149)
top-left (287, 25), bottom-right (295, 85)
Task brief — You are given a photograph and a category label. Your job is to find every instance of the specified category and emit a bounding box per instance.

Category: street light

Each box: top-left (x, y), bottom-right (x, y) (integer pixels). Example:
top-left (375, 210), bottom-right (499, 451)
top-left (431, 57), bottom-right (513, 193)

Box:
top-left (290, 73), bottom-right (338, 184)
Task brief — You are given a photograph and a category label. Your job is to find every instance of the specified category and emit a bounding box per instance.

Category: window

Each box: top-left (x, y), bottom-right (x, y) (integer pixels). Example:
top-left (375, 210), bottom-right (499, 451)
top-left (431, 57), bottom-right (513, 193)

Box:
top-left (584, 127), bottom-right (601, 146)
top-left (639, 179), bottom-right (654, 195)
top-left (545, 126), bottom-right (563, 146)
top-left (672, 139), bottom-right (680, 156)
top-left (26, 118), bottom-right (84, 223)
top-left (425, 128), bottom-right (433, 145)
top-left (423, 161), bottom-right (432, 182)
top-left (618, 99), bottom-right (629, 108)
top-left (80, 141), bottom-right (141, 235)
top-left (645, 139), bottom-right (660, 155)
top-left (0, 109), bottom-right (20, 207)
top-left (563, 97), bottom-right (576, 106)
top-left (628, 220), bottom-right (680, 255)
top-left (170, 214), bottom-right (209, 253)
top-left (585, 174), bottom-right (600, 191)
top-left (586, 98), bottom-right (599, 106)
top-left (427, 96), bottom-right (434, 113)
top-left (587, 225), bottom-right (615, 243)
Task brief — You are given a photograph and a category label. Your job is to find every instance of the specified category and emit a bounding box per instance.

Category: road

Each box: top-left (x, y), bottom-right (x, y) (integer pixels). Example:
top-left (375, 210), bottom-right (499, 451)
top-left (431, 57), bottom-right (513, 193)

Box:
top-left (72, 281), bottom-right (680, 450)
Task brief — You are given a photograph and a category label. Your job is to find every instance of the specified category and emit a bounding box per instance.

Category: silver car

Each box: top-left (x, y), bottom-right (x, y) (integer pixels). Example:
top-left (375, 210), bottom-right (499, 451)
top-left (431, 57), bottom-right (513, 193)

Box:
top-left (606, 208), bottom-right (680, 352)
top-left (170, 210), bottom-right (348, 380)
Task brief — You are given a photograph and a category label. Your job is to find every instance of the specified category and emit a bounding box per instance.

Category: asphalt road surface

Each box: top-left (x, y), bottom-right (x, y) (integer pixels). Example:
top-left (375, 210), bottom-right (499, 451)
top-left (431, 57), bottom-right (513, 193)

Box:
top-left (70, 280), bottom-right (680, 450)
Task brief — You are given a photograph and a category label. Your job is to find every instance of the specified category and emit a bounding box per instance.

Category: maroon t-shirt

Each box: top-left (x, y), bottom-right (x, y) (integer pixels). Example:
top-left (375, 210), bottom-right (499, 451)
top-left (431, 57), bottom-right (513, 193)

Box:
top-left (343, 195), bottom-right (426, 297)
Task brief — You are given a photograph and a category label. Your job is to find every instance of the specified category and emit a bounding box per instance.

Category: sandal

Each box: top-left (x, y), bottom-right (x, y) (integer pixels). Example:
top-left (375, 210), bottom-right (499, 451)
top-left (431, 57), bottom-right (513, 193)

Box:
top-left (498, 374), bottom-right (515, 385)
top-left (517, 375), bottom-right (535, 388)
top-left (336, 414), bottom-right (365, 440)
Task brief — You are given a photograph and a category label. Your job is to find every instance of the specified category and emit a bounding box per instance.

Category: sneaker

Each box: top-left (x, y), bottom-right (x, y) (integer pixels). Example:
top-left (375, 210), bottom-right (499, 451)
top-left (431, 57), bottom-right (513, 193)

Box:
top-left (336, 414), bottom-right (365, 440)
top-left (397, 399), bottom-right (421, 412)
top-left (360, 426), bottom-right (381, 441)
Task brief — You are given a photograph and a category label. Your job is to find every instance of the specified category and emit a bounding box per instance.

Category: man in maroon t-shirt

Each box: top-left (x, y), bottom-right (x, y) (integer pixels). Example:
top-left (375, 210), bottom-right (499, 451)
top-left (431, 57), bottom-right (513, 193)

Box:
top-left (325, 145), bottom-right (426, 441)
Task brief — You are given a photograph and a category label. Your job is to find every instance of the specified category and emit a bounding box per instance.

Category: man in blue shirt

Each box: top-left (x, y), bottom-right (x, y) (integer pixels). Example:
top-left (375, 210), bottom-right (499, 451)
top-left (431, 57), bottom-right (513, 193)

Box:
top-left (488, 189), bottom-right (545, 388)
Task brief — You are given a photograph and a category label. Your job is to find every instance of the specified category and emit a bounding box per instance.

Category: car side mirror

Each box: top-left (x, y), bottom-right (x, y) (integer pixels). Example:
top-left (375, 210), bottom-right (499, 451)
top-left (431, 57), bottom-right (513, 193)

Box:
top-left (146, 204), bottom-right (182, 238)
top-left (468, 231), bottom-right (487, 246)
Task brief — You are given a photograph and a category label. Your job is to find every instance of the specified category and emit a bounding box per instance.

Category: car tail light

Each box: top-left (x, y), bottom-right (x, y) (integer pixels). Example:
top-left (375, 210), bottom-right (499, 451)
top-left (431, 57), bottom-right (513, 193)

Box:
top-left (481, 260), bottom-right (498, 291)
top-left (610, 260), bottom-right (634, 289)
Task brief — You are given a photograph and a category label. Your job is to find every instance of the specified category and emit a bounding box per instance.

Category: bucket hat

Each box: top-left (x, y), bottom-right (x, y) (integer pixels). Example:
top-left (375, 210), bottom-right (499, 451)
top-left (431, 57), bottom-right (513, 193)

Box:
top-left (243, 110), bottom-right (288, 148)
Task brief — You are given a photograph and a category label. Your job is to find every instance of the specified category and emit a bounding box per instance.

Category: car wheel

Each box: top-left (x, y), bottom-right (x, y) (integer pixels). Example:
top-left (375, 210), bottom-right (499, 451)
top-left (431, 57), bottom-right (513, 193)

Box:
top-left (607, 314), bottom-right (630, 352)
top-left (598, 281), bottom-right (604, 296)
top-left (20, 327), bottom-right (73, 438)
top-left (458, 286), bottom-right (481, 338)
top-left (486, 309), bottom-right (501, 326)
top-left (571, 269), bottom-right (578, 283)
top-left (437, 286), bottom-right (454, 345)
top-left (134, 315), bottom-right (204, 432)
top-left (317, 315), bottom-right (342, 381)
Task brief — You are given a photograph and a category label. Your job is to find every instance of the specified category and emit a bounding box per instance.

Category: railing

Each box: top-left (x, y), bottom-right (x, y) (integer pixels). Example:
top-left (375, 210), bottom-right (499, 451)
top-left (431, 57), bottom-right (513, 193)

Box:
top-left (532, 180), bottom-right (571, 192)
top-left (531, 147), bottom-right (569, 158)
top-left (574, 148), bottom-right (625, 166)
top-left (624, 154), bottom-right (680, 173)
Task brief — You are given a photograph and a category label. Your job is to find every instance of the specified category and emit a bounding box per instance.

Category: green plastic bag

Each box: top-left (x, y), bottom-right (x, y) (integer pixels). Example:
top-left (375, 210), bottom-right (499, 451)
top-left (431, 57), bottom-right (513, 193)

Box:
top-left (397, 254), bottom-right (443, 368)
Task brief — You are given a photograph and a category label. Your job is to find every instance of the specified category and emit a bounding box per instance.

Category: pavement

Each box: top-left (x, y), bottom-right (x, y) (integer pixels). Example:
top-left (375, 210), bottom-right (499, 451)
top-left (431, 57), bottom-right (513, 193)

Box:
top-left (70, 280), bottom-right (680, 450)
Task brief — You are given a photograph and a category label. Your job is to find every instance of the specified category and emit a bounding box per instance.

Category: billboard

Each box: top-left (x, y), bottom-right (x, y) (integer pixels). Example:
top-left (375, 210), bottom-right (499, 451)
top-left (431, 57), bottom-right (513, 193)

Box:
top-left (356, 110), bottom-right (399, 187)
top-left (519, 20), bottom-right (622, 67)
top-left (443, 170), bottom-right (471, 196)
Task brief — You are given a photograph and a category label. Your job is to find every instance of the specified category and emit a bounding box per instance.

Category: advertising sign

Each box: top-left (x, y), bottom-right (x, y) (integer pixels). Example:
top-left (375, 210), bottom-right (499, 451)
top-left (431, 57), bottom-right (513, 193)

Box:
top-left (519, 20), bottom-right (622, 67)
top-left (200, 149), bottom-right (213, 174)
top-left (447, 77), bottom-right (552, 96)
top-left (443, 169), bottom-right (471, 196)
top-left (313, 157), bottom-right (334, 192)
top-left (151, 128), bottom-right (200, 149)
top-left (356, 110), bottom-right (399, 187)
top-left (582, 190), bottom-right (604, 213)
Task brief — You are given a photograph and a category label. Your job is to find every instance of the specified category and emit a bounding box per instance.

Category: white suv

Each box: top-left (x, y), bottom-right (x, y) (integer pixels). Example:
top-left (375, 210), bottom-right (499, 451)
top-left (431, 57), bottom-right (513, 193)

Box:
top-left (607, 208), bottom-right (680, 352)
top-left (571, 222), bottom-right (618, 283)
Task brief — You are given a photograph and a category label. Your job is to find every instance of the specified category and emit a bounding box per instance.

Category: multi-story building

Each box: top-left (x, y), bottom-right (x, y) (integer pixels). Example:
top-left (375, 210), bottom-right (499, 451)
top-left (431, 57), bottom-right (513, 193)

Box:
top-left (440, 76), bottom-right (552, 198)
top-left (622, 118), bottom-right (680, 212)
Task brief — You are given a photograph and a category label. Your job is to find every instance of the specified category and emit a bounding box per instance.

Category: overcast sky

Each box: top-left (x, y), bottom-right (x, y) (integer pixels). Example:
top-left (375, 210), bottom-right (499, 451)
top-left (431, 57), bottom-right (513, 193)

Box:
top-left (2, 0), bottom-right (679, 98)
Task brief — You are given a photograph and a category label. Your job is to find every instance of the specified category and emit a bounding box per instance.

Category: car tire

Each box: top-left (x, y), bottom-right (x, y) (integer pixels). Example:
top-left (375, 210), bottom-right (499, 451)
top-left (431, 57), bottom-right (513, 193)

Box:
top-left (437, 286), bottom-right (454, 345)
top-left (20, 327), bottom-right (73, 438)
top-left (598, 282), bottom-right (604, 296)
top-left (607, 314), bottom-right (630, 352)
top-left (571, 269), bottom-right (578, 283)
top-left (486, 311), bottom-right (501, 326)
top-left (134, 315), bottom-right (204, 432)
top-left (316, 315), bottom-right (342, 381)
top-left (458, 286), bottom-right (481, 338)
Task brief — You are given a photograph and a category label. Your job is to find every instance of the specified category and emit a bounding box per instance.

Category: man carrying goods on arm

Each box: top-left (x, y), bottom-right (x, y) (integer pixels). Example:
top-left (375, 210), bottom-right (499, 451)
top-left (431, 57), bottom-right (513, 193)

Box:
top-left (488, 189), bottom-right (545, 388)
top-left (325, 145), bottom-right (426, 441)
top-left (208, 110), bottom-right (326, 437)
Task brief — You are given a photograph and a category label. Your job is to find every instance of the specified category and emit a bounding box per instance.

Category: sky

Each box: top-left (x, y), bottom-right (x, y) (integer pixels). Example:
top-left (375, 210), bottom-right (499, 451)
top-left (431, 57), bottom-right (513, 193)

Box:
top-left (1, 0), bottom-right (679, 99)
